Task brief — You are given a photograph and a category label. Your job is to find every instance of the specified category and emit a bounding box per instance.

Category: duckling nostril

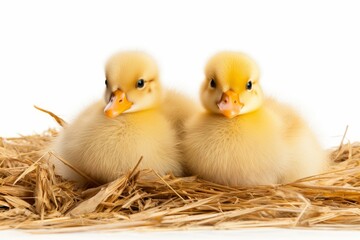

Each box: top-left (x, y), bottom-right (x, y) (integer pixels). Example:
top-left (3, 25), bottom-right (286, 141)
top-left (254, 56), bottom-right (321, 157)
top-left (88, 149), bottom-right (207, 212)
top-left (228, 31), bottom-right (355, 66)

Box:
top-left (234, 100), bottom-right (237, 104)
top-left (119, 99), bottom-right (123, 103)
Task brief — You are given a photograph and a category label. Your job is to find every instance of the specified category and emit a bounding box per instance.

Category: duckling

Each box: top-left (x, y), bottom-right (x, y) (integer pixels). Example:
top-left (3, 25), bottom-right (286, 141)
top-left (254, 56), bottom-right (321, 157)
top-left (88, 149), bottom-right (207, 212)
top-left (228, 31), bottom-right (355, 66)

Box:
top-left (49, 51), bottom-right (182, 185)
top-left (183, 51), bottom-right (328, 186)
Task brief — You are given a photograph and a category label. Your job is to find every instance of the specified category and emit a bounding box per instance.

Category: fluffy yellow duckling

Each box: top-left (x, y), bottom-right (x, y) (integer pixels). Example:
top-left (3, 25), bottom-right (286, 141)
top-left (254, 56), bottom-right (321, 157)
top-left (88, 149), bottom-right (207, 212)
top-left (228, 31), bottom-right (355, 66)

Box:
top-left (49, 51), bottom-right (183, 185)
top-left (183, 51), bottom-right (327, 186)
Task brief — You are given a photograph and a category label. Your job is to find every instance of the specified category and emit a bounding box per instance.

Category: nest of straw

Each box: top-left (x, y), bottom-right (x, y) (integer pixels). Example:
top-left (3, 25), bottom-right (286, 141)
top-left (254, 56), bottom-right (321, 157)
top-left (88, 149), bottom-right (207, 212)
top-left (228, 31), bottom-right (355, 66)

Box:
top-left (1, 127), bottom-right (360, 233)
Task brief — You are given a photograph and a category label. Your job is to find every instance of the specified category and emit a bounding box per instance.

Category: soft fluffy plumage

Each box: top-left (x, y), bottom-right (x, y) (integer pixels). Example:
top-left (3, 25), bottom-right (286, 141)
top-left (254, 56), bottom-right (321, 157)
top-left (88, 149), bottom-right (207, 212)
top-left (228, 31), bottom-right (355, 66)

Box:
top-left (183, 51), bottom-right (328, 186)
top-left (49, 51), bottom-right (184, 185)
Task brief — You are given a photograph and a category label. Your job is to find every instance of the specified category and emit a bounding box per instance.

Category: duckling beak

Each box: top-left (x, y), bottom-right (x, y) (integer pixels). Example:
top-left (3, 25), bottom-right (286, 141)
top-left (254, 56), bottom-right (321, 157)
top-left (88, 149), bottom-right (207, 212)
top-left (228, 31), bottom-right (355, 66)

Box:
top-left (104, 90), bottom-right (133, 118)
top-left (217, 90), bottom-right (243, 118)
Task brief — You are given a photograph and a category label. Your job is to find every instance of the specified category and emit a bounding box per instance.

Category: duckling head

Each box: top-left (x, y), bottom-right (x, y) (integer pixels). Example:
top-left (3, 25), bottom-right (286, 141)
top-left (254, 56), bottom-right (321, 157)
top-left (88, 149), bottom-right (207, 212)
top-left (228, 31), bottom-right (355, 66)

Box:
top-left (200, 51), bottom-right (264, 118)
top-left (104, 51), bottom-right (162, 118)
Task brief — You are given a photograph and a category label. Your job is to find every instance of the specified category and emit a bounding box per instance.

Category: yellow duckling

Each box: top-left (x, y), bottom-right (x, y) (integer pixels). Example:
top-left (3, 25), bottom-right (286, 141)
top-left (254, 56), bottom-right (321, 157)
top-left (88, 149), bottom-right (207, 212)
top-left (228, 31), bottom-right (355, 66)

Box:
top-left (183, 51), bottom-right (328, 186)
top-left (49, 51), bottom-right (183, 185)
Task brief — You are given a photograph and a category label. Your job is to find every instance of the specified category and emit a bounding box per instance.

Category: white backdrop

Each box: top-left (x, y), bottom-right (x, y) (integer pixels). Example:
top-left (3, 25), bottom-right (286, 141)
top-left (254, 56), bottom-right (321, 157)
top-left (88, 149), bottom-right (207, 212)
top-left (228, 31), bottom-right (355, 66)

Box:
top-left (1, 0), bottom-right (360, 239)
top-left (1, 0), bottom-right (360, 147)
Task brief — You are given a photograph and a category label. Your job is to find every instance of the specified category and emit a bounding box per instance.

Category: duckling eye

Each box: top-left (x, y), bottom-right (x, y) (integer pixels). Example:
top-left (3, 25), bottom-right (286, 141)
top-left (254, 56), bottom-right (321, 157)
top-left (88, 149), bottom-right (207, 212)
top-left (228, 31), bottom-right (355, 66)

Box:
top-left (136, 79), bottom-right (145, 89)
top-left (210, 79), bottom-right (216, 88)
top-left (246, 81), bottom-right (253, 91)
top-left (105, 79), bottom-right (108, 87)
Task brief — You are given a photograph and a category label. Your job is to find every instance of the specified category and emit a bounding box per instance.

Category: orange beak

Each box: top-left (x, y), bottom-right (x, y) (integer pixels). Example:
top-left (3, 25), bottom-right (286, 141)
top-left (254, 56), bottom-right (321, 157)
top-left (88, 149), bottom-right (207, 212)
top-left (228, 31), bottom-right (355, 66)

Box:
top-left (217, 90), bottom-right (244, 118)
top-left (104, 90), bottom-right (133, 118)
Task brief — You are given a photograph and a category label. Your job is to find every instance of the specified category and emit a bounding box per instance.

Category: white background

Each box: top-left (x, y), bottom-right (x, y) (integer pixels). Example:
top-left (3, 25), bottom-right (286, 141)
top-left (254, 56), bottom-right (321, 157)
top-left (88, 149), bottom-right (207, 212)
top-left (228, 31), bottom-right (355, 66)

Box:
top-left (1, 0), bottom-right (360, 239)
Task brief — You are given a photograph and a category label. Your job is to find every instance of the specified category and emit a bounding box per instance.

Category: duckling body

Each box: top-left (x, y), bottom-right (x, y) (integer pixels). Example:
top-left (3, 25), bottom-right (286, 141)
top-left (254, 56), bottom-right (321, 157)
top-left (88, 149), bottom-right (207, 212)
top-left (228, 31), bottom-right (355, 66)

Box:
top-left (52, 101), bottom-right (181, 184)
top-left (183, 51), bottom-right (327, 186)
top-left (49, 51), bottom-right (182, 185)
top-left (184, 99), bottom-right (326, 186)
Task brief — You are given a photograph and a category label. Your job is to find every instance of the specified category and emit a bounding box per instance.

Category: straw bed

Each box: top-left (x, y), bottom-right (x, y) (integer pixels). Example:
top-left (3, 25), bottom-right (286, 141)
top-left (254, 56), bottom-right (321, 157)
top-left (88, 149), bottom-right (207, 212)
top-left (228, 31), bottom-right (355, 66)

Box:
top-left (1, 128), bottom-right (360, 232)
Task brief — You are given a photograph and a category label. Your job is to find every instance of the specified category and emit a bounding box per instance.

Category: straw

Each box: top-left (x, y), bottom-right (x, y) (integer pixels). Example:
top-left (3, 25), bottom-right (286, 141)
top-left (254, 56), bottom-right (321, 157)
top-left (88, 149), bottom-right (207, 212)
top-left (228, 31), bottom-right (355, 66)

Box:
top-left (1, 115), bottom-right (360, 232)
